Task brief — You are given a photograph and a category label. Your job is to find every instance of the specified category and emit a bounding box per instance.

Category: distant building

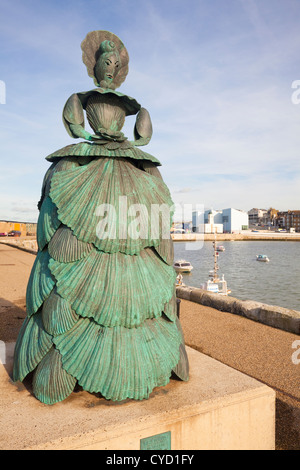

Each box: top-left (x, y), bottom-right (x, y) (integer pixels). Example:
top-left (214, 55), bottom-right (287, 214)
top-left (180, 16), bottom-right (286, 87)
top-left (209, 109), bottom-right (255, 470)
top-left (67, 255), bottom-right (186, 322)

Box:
top-left (26, 223), bottom-right (37, 236)
top-left (204, 210), bottom-right (223, 234)
top-left (272, 210), bottom-right (300, 232)
top-left (248, 208), bottom-right (268, 225)
top-left (183, 221), bottom-right (193, 232)
top-left (248, 208), bottom-right (279, 227)
top-left (192, 210), bottom-right (204, 233)
top-left (268, 208), bottom-right (279, 225)
top-left (192, 208), bottom-right (248, 234)
top-left (275, 211), bottom-right (287, 229)
top-left (222, 208), bottom-right (249, 233)
top-left (171, 221), bottom-right (193, 234)
top-left (285, 211), bottom-right (300, 232)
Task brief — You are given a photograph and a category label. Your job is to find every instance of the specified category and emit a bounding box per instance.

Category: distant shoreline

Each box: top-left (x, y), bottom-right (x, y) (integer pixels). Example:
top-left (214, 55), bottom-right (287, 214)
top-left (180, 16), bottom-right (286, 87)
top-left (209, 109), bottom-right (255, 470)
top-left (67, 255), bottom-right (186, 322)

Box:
top-left (172, 233), bottom-right (300, 242)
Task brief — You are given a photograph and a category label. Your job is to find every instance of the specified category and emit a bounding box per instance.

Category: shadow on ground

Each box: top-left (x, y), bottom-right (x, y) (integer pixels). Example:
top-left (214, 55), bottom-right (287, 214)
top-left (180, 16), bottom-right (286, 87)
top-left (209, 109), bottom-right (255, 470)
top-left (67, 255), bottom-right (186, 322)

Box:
top-left (276, 396), bottom-right (300, 450)
top-left (0, 297), bottom-right (26, 342)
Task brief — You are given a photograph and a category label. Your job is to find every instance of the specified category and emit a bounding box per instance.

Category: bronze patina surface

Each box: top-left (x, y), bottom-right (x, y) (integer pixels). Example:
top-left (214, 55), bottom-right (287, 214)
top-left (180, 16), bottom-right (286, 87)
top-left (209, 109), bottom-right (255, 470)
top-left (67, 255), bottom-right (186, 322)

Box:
top-left (13, 30), bottom-right (189, 404)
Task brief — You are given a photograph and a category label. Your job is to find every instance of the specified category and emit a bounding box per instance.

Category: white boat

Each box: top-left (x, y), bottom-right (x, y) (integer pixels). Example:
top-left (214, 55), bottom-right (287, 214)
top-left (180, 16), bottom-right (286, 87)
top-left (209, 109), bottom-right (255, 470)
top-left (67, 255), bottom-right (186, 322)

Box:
top-left (173, 259), bottom-right (193, 273)
top-left (216, 245), bottom-right (225, 252)
top-left (256, 254), bottom-right (270, 262)
top-left (200, 237), bottom-right (231, 295)
top-left (200, 273), bottom-right (231, 296)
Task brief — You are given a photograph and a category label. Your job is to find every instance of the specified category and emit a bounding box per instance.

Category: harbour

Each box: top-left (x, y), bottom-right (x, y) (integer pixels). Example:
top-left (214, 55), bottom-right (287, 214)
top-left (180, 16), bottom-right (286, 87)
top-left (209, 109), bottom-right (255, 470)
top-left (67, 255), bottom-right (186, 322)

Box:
top-left (174, 240), bottom-right (300, 311)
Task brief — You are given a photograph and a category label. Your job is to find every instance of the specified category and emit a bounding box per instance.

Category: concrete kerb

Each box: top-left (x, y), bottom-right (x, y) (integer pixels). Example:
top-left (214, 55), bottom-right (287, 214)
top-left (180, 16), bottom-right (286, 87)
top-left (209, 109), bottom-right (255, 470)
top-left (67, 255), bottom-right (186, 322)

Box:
top-left (0, 240), bottom-right (37, 255)
top-left (176, 286), bottom-right (300, 335)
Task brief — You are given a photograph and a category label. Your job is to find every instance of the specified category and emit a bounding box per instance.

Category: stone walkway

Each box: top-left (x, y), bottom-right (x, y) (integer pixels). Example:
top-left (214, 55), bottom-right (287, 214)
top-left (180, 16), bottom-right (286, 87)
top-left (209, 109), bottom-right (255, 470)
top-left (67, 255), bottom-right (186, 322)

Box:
top-left (179, 298), bottom-right (300, 450)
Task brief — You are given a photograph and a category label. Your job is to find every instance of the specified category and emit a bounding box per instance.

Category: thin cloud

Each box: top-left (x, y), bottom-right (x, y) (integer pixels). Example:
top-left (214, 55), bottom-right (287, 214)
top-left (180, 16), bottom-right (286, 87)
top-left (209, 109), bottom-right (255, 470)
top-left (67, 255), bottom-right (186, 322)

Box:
top-left (175, 188), bottom-right (193, 194)
top-left (0, 0), bottom-right (300, 222)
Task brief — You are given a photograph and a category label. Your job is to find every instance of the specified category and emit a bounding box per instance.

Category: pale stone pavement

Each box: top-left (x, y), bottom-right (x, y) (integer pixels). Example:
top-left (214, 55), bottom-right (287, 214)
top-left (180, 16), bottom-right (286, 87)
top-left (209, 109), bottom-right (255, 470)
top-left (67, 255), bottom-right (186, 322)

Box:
top-left (0, 243), bottom-right (299, 450)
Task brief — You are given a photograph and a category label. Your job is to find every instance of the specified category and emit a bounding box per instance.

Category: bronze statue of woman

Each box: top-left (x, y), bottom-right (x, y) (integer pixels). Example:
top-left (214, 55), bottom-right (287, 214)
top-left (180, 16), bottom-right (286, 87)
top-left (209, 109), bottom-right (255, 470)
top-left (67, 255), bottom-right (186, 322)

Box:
top-left (13, 30), bottom-right (189, 404)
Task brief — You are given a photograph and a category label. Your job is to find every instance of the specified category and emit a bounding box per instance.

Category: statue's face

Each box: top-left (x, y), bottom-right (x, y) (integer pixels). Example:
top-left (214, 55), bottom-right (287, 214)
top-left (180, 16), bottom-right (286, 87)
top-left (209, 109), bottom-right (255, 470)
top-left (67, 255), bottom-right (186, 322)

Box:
top-left (95, 52), bottom-right (120, 87)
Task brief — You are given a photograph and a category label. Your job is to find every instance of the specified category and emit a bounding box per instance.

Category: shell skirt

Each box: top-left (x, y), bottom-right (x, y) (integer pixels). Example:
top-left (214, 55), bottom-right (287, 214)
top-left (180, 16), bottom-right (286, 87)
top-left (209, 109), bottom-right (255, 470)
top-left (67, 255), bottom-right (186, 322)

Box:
top-left (13, 143), bottom-right (189, 404)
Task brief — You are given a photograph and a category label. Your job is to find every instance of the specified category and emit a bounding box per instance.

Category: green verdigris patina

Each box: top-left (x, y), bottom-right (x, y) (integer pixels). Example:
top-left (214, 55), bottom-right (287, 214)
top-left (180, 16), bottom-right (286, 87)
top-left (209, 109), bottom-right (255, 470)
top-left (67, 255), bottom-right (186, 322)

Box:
top-left (13, 30), bottom-right (189, 404)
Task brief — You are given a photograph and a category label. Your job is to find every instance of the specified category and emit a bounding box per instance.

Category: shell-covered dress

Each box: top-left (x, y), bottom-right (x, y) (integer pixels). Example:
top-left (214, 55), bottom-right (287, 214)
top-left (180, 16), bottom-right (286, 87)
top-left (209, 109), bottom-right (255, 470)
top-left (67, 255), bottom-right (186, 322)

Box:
top-left (13, 87), bottom-right (189, 405)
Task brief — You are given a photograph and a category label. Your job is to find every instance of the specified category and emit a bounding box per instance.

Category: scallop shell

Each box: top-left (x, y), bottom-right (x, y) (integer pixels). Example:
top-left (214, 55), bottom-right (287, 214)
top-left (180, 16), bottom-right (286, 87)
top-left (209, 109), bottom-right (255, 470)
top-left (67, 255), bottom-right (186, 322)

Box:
top-left (38, 162), bottom-right (57, 210)
top-left (37, 196), bottom-right (61, 251)
top-left (33, 346), bottom-right (77, 405)
top-left (86, 93), bottom-right (126, 134)
top-left (172, 316), bottom-right (190, 382)
top-left (49, 247), bottom-right (176, 328)
top-left (48, 225), bottom-right (93, 263)
top-left (163, 289), bottom-right (177, 321)
top-left (26, 249), bottom-right (55, 317)
top-left (53, 316), bottom-right (181, 401)
top-left (154, 236), bottom-right (174, 265)
top-left (12, 312), bottom-right (53, 383)
top-left (49, 158), bottom-right (173, 255)
top-left (42, 287), bottom-right (78, 336)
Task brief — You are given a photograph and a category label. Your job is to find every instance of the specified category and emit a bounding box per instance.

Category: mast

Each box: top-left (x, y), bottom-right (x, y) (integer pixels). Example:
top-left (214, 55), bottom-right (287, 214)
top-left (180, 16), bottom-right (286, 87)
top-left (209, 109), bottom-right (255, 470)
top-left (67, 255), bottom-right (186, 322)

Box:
top-left (212, 231), bottom-right (220, 282)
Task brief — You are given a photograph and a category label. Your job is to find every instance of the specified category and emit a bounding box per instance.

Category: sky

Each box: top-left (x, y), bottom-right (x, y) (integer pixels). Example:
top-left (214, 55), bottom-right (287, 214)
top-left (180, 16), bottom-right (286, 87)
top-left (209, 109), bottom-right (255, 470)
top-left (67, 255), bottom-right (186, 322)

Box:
top-left (1, 0), bottom-right (300, 223)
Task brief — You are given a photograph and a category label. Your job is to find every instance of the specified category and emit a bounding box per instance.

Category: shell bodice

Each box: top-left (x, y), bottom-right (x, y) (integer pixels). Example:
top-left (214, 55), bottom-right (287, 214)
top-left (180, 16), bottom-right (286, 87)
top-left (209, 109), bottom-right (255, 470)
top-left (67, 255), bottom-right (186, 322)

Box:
top-left (85, 93), bottom-right (127, 134)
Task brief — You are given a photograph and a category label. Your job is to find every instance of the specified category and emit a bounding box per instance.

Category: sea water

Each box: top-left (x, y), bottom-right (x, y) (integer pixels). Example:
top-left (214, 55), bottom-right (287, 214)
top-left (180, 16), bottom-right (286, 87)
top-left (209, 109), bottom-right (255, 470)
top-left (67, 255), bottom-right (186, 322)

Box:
top-left (174, 241), bottom-right (300, 311)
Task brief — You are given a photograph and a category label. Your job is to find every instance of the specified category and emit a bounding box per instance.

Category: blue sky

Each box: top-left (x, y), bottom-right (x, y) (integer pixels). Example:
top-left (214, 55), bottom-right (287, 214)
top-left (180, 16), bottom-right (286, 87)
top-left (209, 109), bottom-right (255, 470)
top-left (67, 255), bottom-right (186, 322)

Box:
top-left (1, 0), bottom-right (300, 222)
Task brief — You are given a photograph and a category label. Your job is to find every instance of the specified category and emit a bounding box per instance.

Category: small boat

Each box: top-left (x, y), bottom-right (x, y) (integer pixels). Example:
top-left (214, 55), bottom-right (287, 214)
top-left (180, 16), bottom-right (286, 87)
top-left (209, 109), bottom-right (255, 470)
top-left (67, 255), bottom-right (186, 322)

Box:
top-left (216, 245), bottom-right (225, 252)
top-left (200, 273), bottom-right (231, 296)
top-left (256, 254), bottom-right (270, 262)
top-left (173, 259), bottom-right (193, 273)
top-left (200, 237), bottom-right (231, 295)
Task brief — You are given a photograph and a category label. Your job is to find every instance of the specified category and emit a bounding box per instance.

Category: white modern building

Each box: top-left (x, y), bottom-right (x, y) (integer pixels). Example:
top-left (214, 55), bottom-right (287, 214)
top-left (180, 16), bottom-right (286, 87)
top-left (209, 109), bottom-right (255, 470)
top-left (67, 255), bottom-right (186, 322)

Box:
top-left (193, 208), bottom-right (248, 233)
top-left (221, 208), bottom-right (249, 233)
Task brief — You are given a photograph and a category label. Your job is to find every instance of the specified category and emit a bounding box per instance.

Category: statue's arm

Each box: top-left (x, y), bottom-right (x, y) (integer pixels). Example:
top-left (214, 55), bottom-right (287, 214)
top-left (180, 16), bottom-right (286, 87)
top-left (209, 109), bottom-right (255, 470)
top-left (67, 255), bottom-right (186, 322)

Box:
top-left (132, 107), bottom-right (153, 146)
top-left (62, 93), bottom-right (93, 140)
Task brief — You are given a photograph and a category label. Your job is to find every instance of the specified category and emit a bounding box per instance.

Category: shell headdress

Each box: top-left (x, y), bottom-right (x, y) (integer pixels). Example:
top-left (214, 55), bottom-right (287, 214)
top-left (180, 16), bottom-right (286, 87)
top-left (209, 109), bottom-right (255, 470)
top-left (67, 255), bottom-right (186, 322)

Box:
top-left (81, 30), bottom-right (129, 89)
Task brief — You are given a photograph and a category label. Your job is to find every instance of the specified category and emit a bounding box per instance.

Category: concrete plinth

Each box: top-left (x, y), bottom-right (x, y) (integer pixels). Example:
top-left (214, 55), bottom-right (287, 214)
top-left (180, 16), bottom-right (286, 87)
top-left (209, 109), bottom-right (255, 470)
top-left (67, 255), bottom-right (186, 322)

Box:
top-left (0, 345), bottom-right (275, 450)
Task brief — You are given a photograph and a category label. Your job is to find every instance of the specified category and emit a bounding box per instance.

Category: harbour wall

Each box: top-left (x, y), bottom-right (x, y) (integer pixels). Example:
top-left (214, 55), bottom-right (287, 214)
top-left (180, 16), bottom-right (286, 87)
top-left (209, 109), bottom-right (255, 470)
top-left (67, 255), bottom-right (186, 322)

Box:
top-left (176, 285), bottom-right (300, 335)
top-left (172, 233), bottom-right (300, 242)
top-left (0, 238), bottom-right (37, 254)
top-left (1, 239), bottom-right (299, 335)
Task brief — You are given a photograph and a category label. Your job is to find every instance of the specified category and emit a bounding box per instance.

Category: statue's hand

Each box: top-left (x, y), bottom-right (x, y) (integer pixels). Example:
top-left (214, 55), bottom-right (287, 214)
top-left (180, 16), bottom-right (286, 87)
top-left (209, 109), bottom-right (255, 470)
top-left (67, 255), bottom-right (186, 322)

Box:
top-left (132, 108), bottom-right (153, 147)
top-left (82, 130), bottom-right (93, 141)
